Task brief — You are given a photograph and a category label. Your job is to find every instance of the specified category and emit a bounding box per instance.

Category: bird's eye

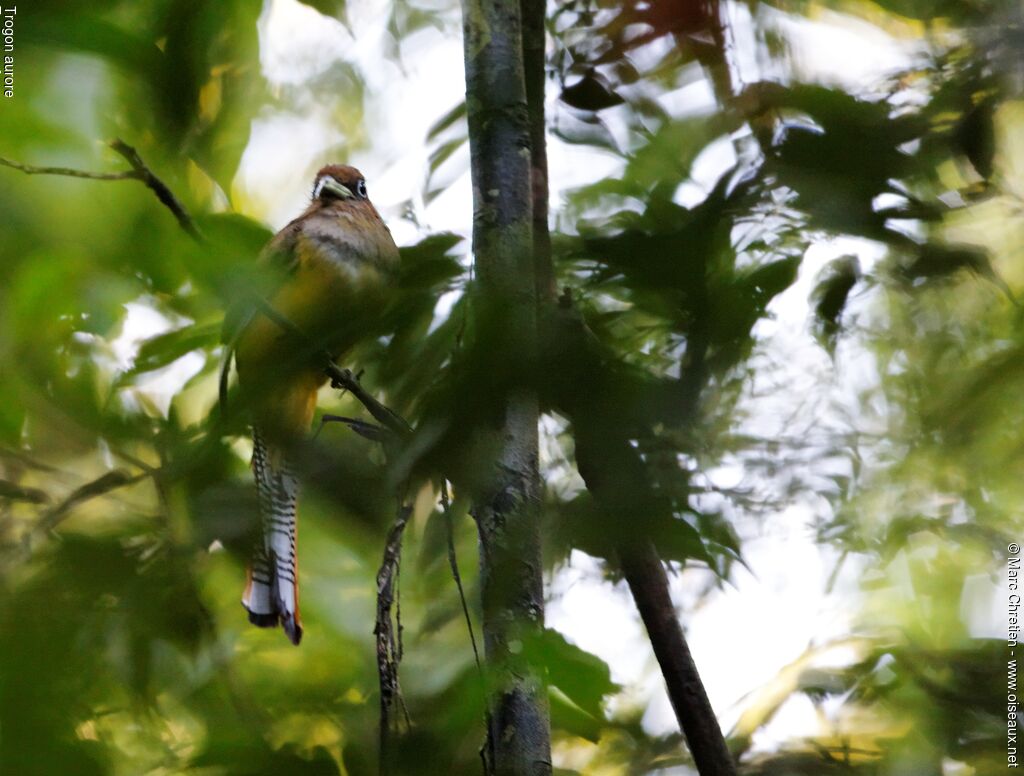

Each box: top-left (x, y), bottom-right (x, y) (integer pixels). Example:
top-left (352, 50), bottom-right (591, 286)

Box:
top-left (356, 179), bottom-right (367, 198)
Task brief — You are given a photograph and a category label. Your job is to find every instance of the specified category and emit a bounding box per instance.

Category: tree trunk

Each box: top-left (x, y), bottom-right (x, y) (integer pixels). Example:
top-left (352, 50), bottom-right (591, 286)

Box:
top-left (460, 0), bottom-right (550, 773)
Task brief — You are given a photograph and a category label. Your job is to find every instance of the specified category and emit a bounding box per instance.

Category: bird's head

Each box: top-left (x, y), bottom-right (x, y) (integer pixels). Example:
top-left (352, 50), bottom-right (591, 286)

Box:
top-left (312, 164), bottom-right (369, 202)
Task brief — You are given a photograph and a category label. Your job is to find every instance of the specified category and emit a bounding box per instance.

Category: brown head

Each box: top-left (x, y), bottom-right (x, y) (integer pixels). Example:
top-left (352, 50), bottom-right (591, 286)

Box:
top-left (300, 164), bottom-right (399, 271)
top-left (311, 164), bottom-right (370, 203)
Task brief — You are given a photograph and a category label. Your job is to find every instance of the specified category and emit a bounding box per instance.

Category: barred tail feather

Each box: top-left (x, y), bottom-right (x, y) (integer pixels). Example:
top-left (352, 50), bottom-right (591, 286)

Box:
top-left (242, 427), bottom-right (303, 645)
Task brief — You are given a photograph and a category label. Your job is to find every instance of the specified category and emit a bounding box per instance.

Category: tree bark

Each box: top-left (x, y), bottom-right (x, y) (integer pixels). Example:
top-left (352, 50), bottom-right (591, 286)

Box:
top-left (461, 0), bottom-right (550, 773)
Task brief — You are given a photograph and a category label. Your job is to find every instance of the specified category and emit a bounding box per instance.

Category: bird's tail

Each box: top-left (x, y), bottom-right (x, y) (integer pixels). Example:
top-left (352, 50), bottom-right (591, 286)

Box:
top-left (242, 427), bottom-right (303, 645)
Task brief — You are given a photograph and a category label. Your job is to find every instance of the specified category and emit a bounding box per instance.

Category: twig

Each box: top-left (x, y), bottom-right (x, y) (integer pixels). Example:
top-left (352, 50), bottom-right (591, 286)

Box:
top-left (109, 139), bottom-right (204, 243)
top-left (441, 481), bottom-right (483, 674)
top-left (0, 445), bottom-right (63, 474)
top-left (0, 156), bottom-right (136, 181)
top-left (0, 480), bottom-right (50, 504)
top-left (442, 481), bottom-right (493, 776)
top-left (316, 414), bottom-right (389, 443)
top-left (325, 363), bottom-right (412, 437)
top-left (35, 469), bottom-right (148, 536)
top-left (0, 140), bottom-right (203, 244)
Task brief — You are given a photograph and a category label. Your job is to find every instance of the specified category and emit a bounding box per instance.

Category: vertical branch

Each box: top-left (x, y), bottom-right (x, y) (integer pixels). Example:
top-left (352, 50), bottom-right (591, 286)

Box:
top-left (461, 0), bottom-right (551, 772)
top-left (375, 502), bottom-right (413, 774)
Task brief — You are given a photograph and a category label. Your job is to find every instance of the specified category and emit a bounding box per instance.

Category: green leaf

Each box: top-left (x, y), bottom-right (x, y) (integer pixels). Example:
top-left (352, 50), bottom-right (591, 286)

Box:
top-left (295, 0), bottom-right (347, 20)
top-left (525, 628), bottom-right (618, 719)
top-left (397, 233), bottom-right (465, 290)
top-left (427, 102), bottom-right (467, 141)
top-left (428, 137), bottom-right (467, 175)
top-left (654, 516), bottom-right (714, 567)
top-left (549, 686), bottom-right (603, 742)
top-left (119, 321), bottom-right (220, 383)
top-left (18, 13), bottom-right (162, 74)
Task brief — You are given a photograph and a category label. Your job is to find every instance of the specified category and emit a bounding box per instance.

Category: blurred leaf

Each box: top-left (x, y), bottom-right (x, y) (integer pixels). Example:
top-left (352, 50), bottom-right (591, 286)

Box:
top-left (626, 116), bottom-right (730, 189)
top-left (560, 69), bottom-right (625, 112)
top-left (427, 102), bottom-right (467, 141)
top-left (549, 686), bottom-right (603, 742)
top-left (397, 233), bottom-right (464, 291)
top-left (654, 516), bottom-right (713, 567)
top-left (552, 107), bottom-right (621, 153)
top-left (295, 0), bottom-right (348, 20)
top-left (157, 0), bottom-right (264, 189)
top-left (525, 628), bottom-right (618, 719)
top-left (18, 12), bottom-right (162, 73)
top-left (811, 255), bottom-right (861, 352)
top-left (901, 243), bottom-right (989, 282)
top-left (428, 137), bottom-right (467, 177)
top-left (197, 738), bottom-right (342, 775)
top-left (954, 95), bottom-right (997, 180)
top-left (120, 321), bottom-right (220, 382)
top-left (757, 83), bottom-right (922, 238)
top-left (0, 380), bottom-right (25, 446)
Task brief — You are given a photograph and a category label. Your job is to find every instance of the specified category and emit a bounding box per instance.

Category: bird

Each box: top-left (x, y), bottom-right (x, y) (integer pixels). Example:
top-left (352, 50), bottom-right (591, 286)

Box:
top-left (230, 165), bottom-right (400, 645)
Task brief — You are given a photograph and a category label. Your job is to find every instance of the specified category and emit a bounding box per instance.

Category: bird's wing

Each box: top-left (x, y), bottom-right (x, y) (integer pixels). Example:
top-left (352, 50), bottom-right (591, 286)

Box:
top-left (219, 215), bottom-right (308, 412)
top-left (222, 217), bottom-right (305, 344)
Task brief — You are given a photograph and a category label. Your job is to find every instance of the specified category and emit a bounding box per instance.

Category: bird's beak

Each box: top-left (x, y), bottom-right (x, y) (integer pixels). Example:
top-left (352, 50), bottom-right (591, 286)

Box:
top-left (320, 179), bottom-right (354, 199)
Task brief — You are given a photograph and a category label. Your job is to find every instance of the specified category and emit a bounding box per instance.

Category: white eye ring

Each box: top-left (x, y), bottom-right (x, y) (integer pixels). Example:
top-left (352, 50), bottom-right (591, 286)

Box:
top-left (356, 179), bottom-right (367, 198)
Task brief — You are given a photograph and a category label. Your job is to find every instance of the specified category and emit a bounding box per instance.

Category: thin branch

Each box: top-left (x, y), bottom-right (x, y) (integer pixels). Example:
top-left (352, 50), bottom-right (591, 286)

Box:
top-left (555, 292), bottom-right (736, 776)
top-left (36, 469), bottom-right (148, 536)
top-left (0, 156), bottom-right (137, 181)
top-left (325, 364), bottom-right (412, 437)
top-left (317, 414), bottom-right (389, 443)
top-left (442, 481), bottom-right (493, 776)
top-left (521, 0), bottom-right (554, 302)
top-left (109, 139), bottom-right (203, 243)
top-left (0, 445), bottom-right (64, 474)
top-left (441, 481), bottom-right (483, 674)
top-left (0, 139), bottom-right (203, 244)
top-left (0, 480), bottom-right (50, 504)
